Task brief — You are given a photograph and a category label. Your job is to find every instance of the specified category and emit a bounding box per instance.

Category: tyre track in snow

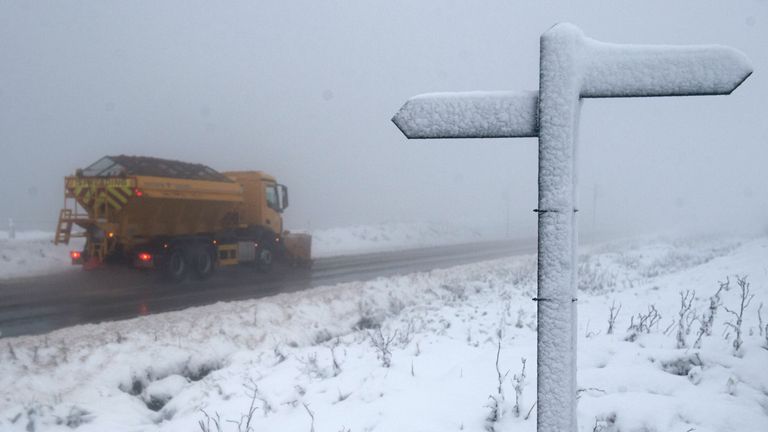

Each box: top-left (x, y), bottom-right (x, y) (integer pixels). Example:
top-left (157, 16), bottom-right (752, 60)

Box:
top-left (0, 238), bottom-right (535, 338)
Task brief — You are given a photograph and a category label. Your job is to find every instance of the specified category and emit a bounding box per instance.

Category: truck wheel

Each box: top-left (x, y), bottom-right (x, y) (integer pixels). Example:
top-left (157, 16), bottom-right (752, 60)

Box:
top-left (165, 249), bottom-right (188, 282)
top-left (191, 248), bottom-right (215, 280)
top-left (257, 247), bottom-right (273, 273)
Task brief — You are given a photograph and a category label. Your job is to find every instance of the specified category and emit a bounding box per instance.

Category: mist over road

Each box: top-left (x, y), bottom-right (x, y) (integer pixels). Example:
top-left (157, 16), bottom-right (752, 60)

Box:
top-left (0, 239), bottom-right (535, 338)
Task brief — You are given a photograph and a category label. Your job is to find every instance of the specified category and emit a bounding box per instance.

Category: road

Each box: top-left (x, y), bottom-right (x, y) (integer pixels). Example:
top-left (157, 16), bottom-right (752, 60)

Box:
top-left (0, 239), bottom-right (535, 338)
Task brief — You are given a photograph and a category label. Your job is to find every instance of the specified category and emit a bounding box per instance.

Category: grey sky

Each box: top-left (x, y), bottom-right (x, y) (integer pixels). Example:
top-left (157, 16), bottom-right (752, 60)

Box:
top-left (1, 1), bottom-right (766, 236)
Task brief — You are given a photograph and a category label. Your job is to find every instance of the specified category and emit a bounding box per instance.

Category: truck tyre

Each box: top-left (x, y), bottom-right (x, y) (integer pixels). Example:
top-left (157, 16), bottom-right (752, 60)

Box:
top-left (191, 247), bottom-right (215, 280)
top-left (257, 247), bottom-right (273, 273)
top-left (165, 249), bottom-right (188, 282)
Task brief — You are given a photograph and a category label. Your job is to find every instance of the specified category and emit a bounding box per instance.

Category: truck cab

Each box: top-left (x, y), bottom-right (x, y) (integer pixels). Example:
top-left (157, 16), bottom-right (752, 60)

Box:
top-left (223, 171), bottom-right (289, 235)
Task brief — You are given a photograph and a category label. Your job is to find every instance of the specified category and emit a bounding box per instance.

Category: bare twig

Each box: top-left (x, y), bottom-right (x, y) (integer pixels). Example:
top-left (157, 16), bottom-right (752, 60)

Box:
top-left (198, 409), bottom-right (223, 432)
top-left (676, 290), bottom-right (696, 348)
top-left (607, 300), bottom-right (621, 335)
top-left (625, 304), bottom-right (661, 342)
top-left (368, 327), bottom-right (398, 368)
top-left (723, 275), bottom-right (754, 355)
top-left (706, 278), bottom-right (728, 336)
top-left (303, 402), bottom-right (316, 432)
top-left (694, 279), bottom-right (728, 348)
top-left (524, 401), bottom-right (537, 421)
top-left (495, 339), bottom-right (510, 397)
top-left (485, 338), bottom-right (509, 430)
top-left (763, 324), bottom-right (768, 351)
top-left (330, 345), bottom-right (342, 377)
top-left (512, 358), bottom-right (527, 418)
top-left (397, 319), bottom-right (416, 346)
top-left (663, 320), bottom-right (676, 336)
top-left (226, 383), bottom-right (259, 432)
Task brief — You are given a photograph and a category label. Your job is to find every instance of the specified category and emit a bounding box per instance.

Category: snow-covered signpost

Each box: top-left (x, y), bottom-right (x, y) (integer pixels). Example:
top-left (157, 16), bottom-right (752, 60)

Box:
top-left (392, 23), bottom-right (751, 432)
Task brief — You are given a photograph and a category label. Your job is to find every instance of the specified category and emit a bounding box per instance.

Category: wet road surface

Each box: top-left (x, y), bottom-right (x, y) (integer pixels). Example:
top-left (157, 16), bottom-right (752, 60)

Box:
top-left (0, 239), bottom-right (535, 338)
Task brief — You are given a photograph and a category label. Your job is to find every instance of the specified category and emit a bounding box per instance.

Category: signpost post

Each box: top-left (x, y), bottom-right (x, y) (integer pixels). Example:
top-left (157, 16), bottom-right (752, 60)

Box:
top-left (392, 23), bottom-right (751, 432)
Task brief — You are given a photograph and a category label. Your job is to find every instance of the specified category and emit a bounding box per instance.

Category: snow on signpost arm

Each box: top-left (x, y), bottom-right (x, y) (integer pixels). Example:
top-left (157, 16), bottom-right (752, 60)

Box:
top-left (392, 22), bottom-right (751, 432)
top-left (581, 40), bottom-right (753, 98)
top-left (392, 91), bottom-right (539, 139)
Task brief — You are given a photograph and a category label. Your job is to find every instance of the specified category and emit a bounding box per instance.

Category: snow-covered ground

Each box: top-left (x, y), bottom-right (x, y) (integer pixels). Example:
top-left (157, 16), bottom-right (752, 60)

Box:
top-left (2, 234), bottom-right (767, 431)
top-left (0, 222), bottom-right (487, 280)
top-left (0, 231), bottom-right (85, 280)
top-left (309, 222), bottom-right (486, 257)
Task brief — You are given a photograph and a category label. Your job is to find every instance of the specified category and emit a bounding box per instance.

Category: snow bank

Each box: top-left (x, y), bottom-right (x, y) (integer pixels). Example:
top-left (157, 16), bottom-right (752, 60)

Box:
top-left (1, 234), bottom-right (767, 431)
top-left (305, 221), bottom-right (486, 257)
top-left (0, 232), bottom-right (83, 280)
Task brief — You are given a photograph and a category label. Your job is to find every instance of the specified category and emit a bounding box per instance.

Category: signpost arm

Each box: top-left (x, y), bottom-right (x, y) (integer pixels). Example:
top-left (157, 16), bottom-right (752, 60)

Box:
top-left (581, 42), bottom-right (752, 98)
top-left (392, 91), bottom-right (539, 139)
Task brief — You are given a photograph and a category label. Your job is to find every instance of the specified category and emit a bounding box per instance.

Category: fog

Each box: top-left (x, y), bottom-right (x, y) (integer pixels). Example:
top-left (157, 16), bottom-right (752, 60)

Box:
top-left (1, 1), bottom-right (766, 238)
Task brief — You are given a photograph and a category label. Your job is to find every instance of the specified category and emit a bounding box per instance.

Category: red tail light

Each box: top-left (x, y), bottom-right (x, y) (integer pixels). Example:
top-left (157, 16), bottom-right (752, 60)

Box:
top-left (138, 252), bottom-right (152, 262)
top-left (70, 251), bottom-right (81, 260)
top-left (134, 188), bottom-right (144, 197)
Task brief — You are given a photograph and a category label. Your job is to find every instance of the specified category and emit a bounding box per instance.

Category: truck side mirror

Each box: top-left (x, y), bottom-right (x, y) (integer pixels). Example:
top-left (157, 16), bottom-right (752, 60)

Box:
top-left (279, 184), bottom-right (289, 210)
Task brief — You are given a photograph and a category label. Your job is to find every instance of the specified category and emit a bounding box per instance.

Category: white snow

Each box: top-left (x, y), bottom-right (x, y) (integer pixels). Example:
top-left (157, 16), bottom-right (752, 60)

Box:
top-left (536, 22), bottom-right (586, 432)
top-left (391, 91), bottom-right (539, 138)
top-left (582, 39), bottom-right (753, 98)
top-left (2, 234), bottom-right (767, 432)
top-left (309, 221), bottom-right (486, 257)
top-left (0, 231), bottom-right (84, 280)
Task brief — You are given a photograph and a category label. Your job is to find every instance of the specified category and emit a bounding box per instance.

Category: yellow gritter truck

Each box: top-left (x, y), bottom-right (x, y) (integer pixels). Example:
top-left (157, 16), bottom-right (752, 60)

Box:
top-left (54, 155), bottom-right (311, 281)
